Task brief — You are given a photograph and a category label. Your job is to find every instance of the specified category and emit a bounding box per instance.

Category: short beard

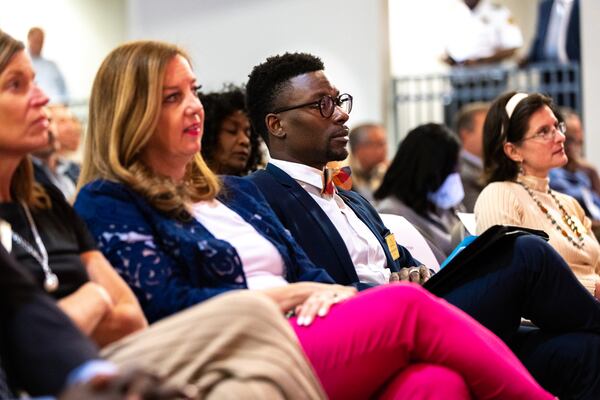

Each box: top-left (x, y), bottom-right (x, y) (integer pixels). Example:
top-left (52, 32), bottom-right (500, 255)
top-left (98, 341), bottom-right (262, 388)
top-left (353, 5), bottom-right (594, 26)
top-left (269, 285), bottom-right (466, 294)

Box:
top-left (326, 147), bottom-right (349, 163)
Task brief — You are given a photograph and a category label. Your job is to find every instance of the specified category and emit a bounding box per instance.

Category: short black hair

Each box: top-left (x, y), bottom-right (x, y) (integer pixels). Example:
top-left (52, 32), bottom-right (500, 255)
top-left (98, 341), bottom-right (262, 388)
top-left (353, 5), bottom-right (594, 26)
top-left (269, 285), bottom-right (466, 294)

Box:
top-left (199, 85), bottom-right (263, 175)
top-left (246, 52), bottom-right (324, 146)
top-left (374, 123), bottom-right (460, 215)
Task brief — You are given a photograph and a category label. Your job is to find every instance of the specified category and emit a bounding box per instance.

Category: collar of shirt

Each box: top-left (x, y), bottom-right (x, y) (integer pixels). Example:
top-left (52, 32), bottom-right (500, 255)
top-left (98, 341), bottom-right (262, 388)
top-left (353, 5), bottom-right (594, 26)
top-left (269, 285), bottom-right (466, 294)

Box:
top-left (461, 150), bottom-right (483, 168)
top-left (270, 158), bottom-right (326, 192)
top-left (55, 158), bottom-right (72, 175)
top-left (270, 158), bottom-right (347, 206)
top-left (269, 160), bottom-right (390, 285)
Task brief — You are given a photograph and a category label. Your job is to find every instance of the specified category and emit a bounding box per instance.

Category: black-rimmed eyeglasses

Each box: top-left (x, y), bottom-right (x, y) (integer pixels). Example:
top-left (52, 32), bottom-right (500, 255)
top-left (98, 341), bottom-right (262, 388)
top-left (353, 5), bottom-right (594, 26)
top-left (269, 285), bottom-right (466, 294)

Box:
top-left (271, 93), bottom-right (353, 119)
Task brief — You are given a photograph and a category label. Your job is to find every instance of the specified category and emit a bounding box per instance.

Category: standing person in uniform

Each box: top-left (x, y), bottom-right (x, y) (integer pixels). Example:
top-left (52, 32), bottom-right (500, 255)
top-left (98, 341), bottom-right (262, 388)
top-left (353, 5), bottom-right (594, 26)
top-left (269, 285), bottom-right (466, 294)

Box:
top-left (443, 0), bottom-right (523, 123)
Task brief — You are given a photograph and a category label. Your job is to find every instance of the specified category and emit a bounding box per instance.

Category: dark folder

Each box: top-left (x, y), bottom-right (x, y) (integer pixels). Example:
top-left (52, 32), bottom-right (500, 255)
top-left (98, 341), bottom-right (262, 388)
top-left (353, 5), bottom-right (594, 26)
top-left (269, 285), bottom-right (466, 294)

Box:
top-left (423, 225), bottom-right (549, 296)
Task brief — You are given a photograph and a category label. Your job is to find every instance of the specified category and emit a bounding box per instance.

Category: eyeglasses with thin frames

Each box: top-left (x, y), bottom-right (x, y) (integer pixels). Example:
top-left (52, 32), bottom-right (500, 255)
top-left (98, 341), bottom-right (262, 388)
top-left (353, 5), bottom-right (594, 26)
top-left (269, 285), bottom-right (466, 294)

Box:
top-left (519, 121), bottom-right (567, 143)
top-left (271, 93), bottom-right (353, 119)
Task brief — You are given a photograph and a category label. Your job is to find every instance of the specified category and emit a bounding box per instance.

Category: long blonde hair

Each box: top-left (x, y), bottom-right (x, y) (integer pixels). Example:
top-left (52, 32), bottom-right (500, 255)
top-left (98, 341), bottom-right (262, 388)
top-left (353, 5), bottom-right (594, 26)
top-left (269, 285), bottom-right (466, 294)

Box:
top-left (0, 29), bottom-right (49, 209)
top-left (78, 41), bottom-right (220, 220)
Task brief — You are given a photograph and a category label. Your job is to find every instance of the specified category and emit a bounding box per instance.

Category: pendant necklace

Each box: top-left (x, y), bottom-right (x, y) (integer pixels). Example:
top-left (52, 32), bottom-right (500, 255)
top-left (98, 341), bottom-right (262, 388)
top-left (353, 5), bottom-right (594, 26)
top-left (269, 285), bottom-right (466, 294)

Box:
top-left (11, 201), bottom-right (59, 292)
top-left (517, 181), bottom-right (585, 250)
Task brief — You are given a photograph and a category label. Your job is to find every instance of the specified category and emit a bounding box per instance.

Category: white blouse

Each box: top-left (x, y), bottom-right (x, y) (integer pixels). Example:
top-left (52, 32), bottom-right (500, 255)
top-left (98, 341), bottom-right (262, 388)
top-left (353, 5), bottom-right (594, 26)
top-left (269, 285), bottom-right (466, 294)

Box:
top-left (190, 200), bottom-right (289, 290)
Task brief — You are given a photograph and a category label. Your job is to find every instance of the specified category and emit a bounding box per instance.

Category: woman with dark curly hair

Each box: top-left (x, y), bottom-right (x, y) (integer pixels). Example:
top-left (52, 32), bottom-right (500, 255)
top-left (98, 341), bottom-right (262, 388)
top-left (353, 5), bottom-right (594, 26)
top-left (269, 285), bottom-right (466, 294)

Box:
top-left (199, 86), bottom-right (264, 175)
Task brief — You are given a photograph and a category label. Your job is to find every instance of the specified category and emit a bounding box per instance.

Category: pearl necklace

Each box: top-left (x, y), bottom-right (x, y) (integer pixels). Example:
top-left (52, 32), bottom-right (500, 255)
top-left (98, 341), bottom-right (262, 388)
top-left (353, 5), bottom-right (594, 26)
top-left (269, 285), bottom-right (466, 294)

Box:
top-left (517, 181), bottom-right (585, 250)
top-left (11, 201), bottom-right (59, 292)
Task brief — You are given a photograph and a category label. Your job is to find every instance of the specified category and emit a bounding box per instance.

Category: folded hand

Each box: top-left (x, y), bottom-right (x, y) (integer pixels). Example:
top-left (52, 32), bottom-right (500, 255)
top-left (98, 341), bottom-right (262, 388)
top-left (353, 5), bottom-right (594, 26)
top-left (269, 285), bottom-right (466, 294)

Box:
top-left (396, 265), bottom-right (432, 285)
top-left (295, 285), bottom-right (356, 326)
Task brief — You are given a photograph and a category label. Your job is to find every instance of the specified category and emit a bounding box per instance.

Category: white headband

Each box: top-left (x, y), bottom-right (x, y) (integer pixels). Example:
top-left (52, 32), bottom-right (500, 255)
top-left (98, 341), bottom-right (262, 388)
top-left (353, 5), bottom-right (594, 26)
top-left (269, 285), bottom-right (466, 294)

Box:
top-left (505, 92), bottom-right (528, 119)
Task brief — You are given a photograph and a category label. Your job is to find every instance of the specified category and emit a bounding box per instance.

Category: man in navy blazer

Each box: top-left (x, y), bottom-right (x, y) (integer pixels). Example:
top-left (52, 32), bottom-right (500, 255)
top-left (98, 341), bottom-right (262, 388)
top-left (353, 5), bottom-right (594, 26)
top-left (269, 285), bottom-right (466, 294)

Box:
top-left (250, 163), bottom-right (418, 287)
top-left (245, 53), bottom-right (422, 289)
top-left (245, 52), bottom-right (600, 399)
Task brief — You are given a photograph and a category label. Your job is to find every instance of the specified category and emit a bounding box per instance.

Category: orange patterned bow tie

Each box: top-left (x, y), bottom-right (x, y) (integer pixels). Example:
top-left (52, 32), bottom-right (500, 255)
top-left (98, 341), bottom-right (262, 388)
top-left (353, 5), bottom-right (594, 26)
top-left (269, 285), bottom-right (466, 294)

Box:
top-left (322, 166), bottom-right (353, 196)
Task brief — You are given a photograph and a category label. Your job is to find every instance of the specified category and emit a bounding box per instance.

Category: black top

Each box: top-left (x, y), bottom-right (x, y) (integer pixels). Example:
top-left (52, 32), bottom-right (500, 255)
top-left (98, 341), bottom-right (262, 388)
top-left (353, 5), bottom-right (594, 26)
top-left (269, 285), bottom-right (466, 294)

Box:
top-left (0, 185), bottom-right (95, 299)
top-left (0, 245), bottom-right (98, 396)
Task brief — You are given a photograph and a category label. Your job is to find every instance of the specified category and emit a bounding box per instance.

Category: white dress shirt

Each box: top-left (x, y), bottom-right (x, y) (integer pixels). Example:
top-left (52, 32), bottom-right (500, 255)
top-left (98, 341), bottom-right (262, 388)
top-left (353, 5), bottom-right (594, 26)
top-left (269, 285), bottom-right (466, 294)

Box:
top-left (190, 199), bottom-right (289, 290)
top-left (270, 159), bottom-right (391, 285)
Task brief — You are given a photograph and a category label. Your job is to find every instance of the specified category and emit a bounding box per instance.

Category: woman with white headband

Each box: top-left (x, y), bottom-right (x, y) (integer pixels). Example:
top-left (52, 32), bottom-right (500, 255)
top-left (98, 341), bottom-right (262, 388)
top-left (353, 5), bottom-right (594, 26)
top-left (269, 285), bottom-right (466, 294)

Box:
top-left (475, 91), bottom-right (600, 299)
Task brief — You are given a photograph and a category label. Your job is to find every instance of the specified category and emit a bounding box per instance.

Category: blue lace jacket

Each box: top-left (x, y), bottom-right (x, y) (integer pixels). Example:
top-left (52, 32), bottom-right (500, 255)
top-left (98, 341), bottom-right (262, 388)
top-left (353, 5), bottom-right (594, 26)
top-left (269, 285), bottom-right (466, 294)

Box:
top-left (74, 177), bottom-right (334, 323)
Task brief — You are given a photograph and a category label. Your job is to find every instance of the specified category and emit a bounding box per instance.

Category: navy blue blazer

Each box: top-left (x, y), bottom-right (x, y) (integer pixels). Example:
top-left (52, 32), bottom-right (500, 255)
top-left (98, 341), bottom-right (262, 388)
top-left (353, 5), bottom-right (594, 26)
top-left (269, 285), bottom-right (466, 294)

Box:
top-left (529, 0), bottom-right (580, 63)
top-left (247, 164), bottom-right (419, 286)
top-left (74, 176), bottom-right (334, 323)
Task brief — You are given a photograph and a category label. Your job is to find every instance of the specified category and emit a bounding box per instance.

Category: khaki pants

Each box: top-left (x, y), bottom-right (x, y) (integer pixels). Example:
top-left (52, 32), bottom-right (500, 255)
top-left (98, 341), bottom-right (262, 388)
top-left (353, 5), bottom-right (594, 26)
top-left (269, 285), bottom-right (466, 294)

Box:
top-left (101, 291), bottom-right (325, 399)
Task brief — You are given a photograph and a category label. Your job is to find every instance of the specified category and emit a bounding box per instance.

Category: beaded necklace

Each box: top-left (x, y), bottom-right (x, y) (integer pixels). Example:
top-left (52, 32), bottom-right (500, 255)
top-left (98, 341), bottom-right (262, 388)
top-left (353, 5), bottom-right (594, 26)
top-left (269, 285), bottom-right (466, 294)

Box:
top-left (517, 181), bottom-right (585, 249)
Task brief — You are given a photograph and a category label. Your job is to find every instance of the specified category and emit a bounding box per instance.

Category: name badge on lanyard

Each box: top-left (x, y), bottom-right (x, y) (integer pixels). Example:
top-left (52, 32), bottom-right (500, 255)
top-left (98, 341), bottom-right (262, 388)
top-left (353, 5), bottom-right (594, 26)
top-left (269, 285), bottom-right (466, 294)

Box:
top-left (0, 219), bottom-right (12, 252)
top-left (385, 233), bottom-right (400, 261)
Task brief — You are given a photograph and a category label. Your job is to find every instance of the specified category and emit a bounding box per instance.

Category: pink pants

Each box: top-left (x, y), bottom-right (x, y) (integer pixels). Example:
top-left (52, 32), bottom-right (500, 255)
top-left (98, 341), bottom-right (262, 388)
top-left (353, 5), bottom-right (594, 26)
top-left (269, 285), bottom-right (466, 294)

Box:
top-left (291, 283), bottom-right (552, 400)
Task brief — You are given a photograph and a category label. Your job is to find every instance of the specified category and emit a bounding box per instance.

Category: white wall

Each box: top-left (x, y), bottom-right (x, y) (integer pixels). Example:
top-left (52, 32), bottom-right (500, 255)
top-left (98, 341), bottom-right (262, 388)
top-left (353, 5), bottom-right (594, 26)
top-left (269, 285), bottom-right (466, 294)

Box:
top-left (1, 0), bottom-right (127, 104)
top-left (127, 0), bottom-right (389, 128)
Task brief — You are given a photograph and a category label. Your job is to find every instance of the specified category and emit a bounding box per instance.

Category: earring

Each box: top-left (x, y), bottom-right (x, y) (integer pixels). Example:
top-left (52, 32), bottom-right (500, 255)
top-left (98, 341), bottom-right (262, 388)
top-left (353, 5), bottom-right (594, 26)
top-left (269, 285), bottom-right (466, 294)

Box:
top-left (517, 160), bottom-right (525, 175)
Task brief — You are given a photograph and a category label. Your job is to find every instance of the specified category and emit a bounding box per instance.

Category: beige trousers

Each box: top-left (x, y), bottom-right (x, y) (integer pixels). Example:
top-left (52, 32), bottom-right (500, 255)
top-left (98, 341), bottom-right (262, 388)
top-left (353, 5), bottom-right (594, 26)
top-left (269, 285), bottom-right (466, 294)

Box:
top-left (101, 291), bottom-right (325, 399)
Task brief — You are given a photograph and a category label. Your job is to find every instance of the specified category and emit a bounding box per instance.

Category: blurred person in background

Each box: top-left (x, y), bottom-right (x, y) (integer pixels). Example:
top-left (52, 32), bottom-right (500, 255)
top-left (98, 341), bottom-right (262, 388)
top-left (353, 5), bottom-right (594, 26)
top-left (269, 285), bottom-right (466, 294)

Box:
top-left (348, 123), bottom-right (388, 202)
top-left (31, 105), bottom-right (79, 201)
top-left (549, 108), bottom-right (600, 238)
top-left (50, 104), bottom-right (82, 181)
top-left (525, 0), bottom-right (580, 66)
top-left (520, 0), bottom-right (580, 108)
top-left (454, 102), bottom-right (489, 211)
top-left (27, 27), bottom-right (68, 104)
top-left (443, 0), bottom-right (522, 123)
top-left (199, 85), bottom-right (265, 176)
